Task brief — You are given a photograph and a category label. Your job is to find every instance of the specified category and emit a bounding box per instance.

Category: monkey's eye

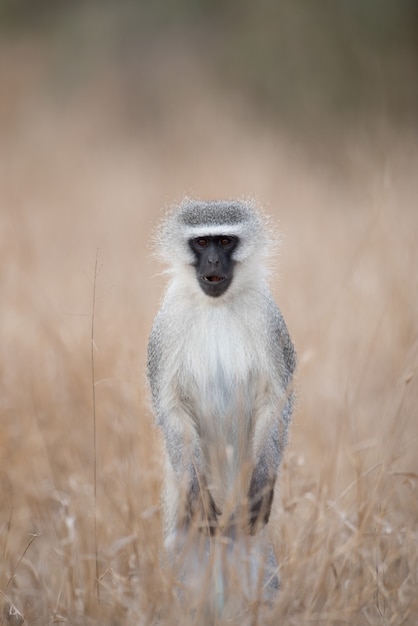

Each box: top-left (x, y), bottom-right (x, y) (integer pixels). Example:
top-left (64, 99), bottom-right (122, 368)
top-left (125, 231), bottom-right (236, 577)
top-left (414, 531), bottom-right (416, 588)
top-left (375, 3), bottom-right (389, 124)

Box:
top-left (196, 238), bottom-right (208, 247)
top-left (219, 237), bottom-right (232, 247)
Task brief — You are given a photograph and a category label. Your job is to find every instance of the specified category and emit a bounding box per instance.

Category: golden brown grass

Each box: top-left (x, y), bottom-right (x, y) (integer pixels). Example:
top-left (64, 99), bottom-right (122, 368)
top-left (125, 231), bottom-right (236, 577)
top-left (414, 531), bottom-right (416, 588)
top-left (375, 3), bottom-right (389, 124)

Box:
top-left (0, 39), bottom-right (417, 625)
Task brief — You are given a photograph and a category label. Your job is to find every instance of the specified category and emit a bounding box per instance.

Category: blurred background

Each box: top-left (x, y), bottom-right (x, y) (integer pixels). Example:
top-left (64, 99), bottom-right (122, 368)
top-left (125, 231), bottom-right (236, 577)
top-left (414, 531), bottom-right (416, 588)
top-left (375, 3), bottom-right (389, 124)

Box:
top-left (0, 2), bottom-right (417, 624)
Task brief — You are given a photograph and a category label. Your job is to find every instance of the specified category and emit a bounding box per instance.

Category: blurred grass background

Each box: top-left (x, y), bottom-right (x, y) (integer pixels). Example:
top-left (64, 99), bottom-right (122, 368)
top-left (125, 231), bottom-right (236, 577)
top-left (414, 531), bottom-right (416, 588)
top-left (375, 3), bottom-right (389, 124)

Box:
top-left (0, 1), bottom-right (417, 624)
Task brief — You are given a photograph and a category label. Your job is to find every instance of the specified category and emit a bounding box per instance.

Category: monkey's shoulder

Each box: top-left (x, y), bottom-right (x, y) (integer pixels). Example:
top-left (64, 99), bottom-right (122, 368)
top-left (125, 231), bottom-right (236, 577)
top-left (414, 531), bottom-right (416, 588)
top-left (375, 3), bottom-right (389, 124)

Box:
top-left (262, 294), bottom-right (296, 380)
top-left (147, 308), bottom-right (168, 385)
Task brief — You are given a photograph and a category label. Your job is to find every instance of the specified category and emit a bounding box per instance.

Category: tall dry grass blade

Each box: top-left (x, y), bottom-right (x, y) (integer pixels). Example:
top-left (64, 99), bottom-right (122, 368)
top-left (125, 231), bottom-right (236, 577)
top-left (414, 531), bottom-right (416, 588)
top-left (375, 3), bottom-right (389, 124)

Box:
top-left (4, 532), bottom-right (39, 595)
top-left (1, 507), bottom-right (13, 574)
top-left (91, 249), bottom-right (101, 606)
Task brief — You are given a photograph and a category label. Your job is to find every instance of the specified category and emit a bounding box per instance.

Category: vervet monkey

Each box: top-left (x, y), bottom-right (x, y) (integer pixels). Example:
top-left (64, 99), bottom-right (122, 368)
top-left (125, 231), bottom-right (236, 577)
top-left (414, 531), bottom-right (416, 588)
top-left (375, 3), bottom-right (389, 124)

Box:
top-left (147, 198), bottom-right (295, 599)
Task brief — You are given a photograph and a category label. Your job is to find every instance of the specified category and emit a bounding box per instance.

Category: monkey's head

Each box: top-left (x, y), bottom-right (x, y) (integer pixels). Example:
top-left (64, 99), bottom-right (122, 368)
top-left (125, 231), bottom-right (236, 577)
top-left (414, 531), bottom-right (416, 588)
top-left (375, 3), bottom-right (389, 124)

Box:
top-left (157, 198), bottom-right (274, 298)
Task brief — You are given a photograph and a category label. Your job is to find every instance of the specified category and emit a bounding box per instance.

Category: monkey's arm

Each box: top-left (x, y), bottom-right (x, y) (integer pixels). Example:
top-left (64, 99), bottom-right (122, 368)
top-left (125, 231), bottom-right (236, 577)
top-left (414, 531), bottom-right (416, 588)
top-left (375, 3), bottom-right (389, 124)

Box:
top-left (147, 318), bottom-right (219, 534)
top-left (158, 415), bottom-right (220, 533)
top-left (247, 301), bottom-right (296, 535)
top-left (247, 394), bottom-right (294, 534)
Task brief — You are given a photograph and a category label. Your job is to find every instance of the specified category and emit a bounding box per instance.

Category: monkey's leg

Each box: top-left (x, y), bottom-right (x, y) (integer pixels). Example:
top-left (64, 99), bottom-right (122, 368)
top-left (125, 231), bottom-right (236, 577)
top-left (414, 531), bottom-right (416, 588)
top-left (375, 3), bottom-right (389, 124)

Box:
top-left (264, 539), bottom-right (280, 599)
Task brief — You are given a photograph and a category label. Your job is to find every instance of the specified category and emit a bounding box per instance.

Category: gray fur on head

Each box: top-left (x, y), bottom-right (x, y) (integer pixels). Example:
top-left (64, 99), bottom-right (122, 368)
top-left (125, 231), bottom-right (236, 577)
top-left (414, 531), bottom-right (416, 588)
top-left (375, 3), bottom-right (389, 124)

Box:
top-left (156, 197), bottom-right (274, 270)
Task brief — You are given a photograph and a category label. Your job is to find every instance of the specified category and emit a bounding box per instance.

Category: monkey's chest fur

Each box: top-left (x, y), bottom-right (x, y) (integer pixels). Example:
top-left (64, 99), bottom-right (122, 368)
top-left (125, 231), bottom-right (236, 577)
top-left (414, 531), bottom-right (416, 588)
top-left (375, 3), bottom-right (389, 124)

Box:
top-left (175, 304), bottom-right (270, 507)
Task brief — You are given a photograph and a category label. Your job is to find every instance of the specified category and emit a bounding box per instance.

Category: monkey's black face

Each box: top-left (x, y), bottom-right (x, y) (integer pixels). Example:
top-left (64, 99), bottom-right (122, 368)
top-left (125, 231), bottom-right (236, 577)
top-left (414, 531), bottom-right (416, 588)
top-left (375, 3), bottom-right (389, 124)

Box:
top-left (189, 235), bottom-right (239, 297)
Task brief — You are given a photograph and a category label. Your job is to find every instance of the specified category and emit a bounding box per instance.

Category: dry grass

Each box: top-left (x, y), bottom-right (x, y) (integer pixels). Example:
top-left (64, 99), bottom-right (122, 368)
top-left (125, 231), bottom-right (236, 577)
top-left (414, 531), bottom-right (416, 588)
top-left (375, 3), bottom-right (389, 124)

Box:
top-left (0, 38), bottom-right (417, 625)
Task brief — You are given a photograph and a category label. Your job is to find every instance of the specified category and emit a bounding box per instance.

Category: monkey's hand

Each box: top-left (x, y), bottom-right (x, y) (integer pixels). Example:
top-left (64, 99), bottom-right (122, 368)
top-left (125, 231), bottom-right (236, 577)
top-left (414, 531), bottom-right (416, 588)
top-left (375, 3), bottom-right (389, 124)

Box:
top-left (185, 479), bottom-right (221, 536)
top-left (247, 473), bottom-right (275, 536)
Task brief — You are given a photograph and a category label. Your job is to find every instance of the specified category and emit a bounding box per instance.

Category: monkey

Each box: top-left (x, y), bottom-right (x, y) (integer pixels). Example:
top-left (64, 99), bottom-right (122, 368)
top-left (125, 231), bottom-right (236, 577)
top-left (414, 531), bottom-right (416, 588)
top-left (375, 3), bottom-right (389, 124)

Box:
top-left (147, 198), bottom-right (296, 599)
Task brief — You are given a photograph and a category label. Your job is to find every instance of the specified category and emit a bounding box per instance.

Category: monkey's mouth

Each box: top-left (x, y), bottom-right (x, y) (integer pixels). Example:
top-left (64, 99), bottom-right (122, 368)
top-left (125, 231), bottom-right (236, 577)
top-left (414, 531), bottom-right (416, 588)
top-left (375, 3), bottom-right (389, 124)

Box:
top-left (203, 275), bottom-right (225, 283)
